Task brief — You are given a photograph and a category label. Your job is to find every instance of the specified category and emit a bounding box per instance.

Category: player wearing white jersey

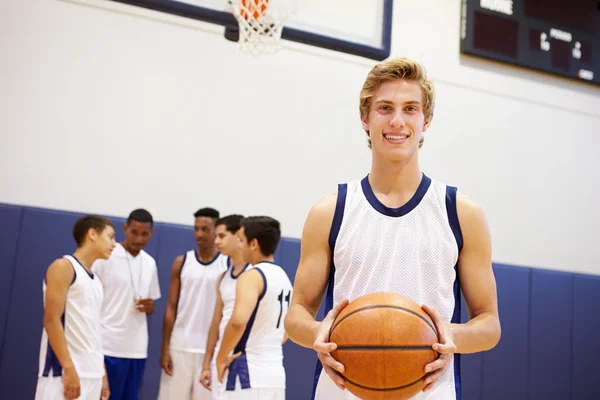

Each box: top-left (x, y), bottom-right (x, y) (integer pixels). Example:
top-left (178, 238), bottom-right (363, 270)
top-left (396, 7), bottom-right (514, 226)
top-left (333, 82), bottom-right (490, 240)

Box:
top-left (158, 208), bottom-right (229, 400)
top-left (199, 214), bottom-right (251, 400)
top-left (35, 215), bottom-right (116, 400)
top-left (217, 216), bottom-right (292, 400)
top-left (92, 209), bottom-right (161, 400)
top-left (285, 57), bottom-right (501, 400)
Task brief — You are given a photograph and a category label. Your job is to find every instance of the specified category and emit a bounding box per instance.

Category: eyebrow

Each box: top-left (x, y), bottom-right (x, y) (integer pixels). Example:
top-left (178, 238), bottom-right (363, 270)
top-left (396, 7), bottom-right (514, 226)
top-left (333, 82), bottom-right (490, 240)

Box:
top-left (374, 99), bottom-right (422, 105)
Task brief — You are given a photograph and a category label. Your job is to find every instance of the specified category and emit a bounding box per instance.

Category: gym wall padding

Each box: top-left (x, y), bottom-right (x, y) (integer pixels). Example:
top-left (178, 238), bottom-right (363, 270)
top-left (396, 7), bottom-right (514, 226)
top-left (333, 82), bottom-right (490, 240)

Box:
top-left (1, 203), bottom-right (599, 400)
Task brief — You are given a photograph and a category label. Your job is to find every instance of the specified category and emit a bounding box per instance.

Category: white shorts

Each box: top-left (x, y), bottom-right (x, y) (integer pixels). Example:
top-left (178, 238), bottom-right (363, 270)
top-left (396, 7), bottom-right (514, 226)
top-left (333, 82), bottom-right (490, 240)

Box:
top-left (210, 362), bottom-right (224, 400)
top-left (158, 349), bottom-right (212, 400)
top-left (34, 376), bottom-right (102, 400)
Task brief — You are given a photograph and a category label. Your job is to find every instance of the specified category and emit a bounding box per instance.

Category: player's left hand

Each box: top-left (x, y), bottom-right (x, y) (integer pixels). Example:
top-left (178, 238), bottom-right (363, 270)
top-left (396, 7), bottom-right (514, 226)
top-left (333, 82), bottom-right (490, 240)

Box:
top-left (217, 352), bottom-right (242, 384)
top-left (421, 304), bottom-right (457, 393)
top-left (101, 374), bottom-right (110, 400)
top-left (135, 298), bottom-right (154, 314)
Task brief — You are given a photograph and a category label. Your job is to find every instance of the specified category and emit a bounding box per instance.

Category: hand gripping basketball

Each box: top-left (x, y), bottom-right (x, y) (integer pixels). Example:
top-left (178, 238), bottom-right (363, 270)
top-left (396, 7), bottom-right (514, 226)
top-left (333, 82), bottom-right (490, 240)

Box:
top-left (313, 299), bottom-right (350, 391)
top-left (421, 304), bottom-right (457, 393)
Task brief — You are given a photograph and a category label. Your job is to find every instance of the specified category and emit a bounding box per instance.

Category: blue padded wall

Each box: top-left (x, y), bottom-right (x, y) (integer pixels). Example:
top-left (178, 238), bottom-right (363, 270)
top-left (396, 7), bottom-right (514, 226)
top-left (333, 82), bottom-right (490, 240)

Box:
top-left (482, 264), bottom-right (530, 400)
top-left (0, 207), bottom-right (82, 399)
top-left (529, 269), bottom-right (574, 400)
top-left (572, 274), bottom-right (600, 400)
top-left (0, 204), bottom-right (23, 366)
top-left (1, 202), bottom-right (600, 400)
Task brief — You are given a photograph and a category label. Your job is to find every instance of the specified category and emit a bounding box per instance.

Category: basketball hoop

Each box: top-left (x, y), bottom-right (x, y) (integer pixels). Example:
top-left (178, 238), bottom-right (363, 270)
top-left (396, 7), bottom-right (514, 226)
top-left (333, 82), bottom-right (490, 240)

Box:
top-left (228, 0), bottom-right (290, 56)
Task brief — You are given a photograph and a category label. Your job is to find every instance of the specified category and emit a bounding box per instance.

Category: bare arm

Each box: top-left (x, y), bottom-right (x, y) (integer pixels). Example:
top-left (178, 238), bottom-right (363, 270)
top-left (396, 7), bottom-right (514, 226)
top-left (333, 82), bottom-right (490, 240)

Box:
top-left (284, 194), bottom-right (336, 349)
top-left (450, 194), bottom-right (501, 353)
top-left (202, 274), bottom-right (225, 371)
top-left (216, 270), bottom-right (264, 365)
top-left (44, 259), bottom-right (76, 371)
top-left (160, 255), bottom-right (183, 374)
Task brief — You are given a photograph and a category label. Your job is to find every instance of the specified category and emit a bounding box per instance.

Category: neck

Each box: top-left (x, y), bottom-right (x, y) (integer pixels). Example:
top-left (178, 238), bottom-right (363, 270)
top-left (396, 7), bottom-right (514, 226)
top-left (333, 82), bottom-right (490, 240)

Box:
top-left (230, 251), bottom-right (247, 271)
top-left (73, 247), bottom-right (97, 271)
top-left (121, 241), bottom-right (140, 257)
top-left (197, 245), bottom-right (218, 263)
top-left (251, 254), bottom-right (274, 265)
top-left (369, 151), bottom-right (422, 195)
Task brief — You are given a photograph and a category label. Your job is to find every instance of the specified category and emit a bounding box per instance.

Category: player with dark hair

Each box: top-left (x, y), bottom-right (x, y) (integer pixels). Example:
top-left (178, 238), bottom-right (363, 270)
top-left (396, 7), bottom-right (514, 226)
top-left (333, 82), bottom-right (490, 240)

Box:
top-left (35, 215), bottom-right (116, 400)
top-left (158, 208), bottom-right (229, 400)
top-left (216, 216), bottom-right (292, 400)
top-left (92, 208), bottom-right (161, 400)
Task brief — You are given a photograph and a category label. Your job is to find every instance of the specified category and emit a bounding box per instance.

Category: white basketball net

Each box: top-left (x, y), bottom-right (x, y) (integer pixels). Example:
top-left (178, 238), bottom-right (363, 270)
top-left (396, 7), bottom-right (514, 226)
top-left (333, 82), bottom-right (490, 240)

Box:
top-left (230, 0), bottom-right (291, 56)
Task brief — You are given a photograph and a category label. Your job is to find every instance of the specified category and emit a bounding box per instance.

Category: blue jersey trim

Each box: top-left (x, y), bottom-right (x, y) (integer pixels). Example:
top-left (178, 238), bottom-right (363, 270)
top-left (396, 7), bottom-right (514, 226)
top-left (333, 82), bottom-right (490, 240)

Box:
top-left (445, 186), bottom-right (464, 252)
top-left (42, 313), bottom-right (65, 377)
top-left (231, 263), bottom-right (251, 279)
top-left (446, 185), bottom-right (463, 399)
top-left (226, 268), bottom-right (267, 390)
top-left (71, 255), bottom-right (94, 279)
top-left (195, 250), bottom-right (221, 266)
top-left (361, 173), bottom-right (431, 217)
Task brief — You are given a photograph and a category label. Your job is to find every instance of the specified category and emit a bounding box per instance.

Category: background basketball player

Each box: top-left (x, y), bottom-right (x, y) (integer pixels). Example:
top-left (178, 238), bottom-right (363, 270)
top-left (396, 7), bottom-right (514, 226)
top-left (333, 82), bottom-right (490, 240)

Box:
top-left (92, 209), bottom-right (161, 400)
top-left (284, 57), bottom-right (501, 399)
top-left (158, 208), bottom-right (229, 400)
top-left (35, 215), bottom-right (116, 400)
top-left (216, 216), bottom-right (292, 400)
top-left (199, 214), bottom-right (251, 399)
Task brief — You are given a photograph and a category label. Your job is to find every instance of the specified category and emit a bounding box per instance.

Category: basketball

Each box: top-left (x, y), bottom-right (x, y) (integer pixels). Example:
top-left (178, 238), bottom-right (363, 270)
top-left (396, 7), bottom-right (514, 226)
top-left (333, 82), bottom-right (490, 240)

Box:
top-left (329, 292), bottom-right (439, 400)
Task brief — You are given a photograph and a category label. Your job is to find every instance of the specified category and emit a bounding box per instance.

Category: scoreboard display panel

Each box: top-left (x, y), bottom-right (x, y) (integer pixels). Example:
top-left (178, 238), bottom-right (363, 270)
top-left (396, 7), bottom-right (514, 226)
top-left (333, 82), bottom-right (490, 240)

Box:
top-left (460, 0), bottom-right (600, 87)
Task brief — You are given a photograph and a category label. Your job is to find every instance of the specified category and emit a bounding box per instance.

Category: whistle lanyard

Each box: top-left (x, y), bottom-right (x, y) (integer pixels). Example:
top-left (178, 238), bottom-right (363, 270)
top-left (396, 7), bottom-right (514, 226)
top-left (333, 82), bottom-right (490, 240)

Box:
top-left (125, 251), bottom-right (143, 301)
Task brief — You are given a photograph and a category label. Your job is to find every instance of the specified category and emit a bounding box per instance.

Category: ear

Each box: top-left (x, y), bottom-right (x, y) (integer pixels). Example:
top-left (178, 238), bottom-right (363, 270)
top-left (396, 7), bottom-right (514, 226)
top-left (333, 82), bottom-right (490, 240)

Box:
top-left (250, 238), bottom-right (259, 252)
top-left (122, 223), bottom-right (128, 234)
top-left (360, 115), bottom-right (369, 132)
top-left (88, 228), bottom-right (99, 242)
top-left (422, 115), bottom-right (433, 133)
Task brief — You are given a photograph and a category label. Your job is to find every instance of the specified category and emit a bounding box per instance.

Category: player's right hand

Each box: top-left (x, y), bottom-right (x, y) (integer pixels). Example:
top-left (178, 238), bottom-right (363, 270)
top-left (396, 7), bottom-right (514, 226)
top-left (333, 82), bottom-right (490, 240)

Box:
top-left (313, 298), bottom-right (349, 391)
top-left (161, 351), bottom-right (173, 376)
top-left (199, 368), bottom-right (211, 391)
top-left (62, 366), bottom-right (81, 399)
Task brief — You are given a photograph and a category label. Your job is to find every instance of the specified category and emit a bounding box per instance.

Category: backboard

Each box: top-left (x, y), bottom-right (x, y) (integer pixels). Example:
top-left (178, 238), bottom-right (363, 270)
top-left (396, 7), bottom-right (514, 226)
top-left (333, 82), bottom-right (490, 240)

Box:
top-left (105, 0), bottom-right (393, 60)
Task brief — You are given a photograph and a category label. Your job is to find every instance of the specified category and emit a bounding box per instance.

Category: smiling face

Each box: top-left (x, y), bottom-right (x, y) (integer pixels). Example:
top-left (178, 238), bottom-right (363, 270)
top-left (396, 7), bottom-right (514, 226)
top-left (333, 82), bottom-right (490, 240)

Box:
top-left (362, 79), bottom-right (431, 163)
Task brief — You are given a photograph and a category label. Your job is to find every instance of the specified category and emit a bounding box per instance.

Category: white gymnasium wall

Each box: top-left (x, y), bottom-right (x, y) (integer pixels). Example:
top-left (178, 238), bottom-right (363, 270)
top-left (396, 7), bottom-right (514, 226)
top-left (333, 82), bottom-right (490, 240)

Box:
top-left (1, 0), bottom-right (599, 275)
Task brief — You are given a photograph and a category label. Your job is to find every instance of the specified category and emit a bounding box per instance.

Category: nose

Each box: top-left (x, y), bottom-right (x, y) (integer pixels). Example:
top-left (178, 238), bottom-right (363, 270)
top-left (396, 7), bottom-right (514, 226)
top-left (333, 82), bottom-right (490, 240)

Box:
top-left (389, 110), bottom-right (406, 129)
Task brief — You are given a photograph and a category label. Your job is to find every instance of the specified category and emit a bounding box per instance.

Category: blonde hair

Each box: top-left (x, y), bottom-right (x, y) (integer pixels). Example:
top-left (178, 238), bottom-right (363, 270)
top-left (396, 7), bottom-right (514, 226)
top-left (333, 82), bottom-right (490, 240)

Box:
top-left (359, 57), bottom-right (435, 148)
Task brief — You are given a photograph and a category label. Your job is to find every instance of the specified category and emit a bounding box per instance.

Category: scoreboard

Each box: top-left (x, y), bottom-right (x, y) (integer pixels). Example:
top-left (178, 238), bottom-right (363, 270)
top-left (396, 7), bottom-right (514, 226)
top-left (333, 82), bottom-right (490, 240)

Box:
top-left (460, 0), bottom-right (600, 87)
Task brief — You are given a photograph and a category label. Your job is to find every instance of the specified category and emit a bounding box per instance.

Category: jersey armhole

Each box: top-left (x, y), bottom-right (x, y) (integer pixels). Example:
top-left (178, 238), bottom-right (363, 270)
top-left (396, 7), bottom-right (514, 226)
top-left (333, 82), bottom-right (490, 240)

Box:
top-left (328, 183), bottom-right (348, 253)
top-left (254, 268), bottom-right (267, 301)
top-left (445, 186), bottom-right (464, 252)
top-left (178, 253), bottom-right (188, 276)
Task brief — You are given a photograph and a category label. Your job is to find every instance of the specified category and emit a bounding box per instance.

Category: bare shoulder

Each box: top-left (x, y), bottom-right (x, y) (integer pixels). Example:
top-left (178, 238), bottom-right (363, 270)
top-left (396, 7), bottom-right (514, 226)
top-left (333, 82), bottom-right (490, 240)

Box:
top-left (46, 258), bottom-right (74, 283)
top-left (456, 193), bottom-right (491, 245)
top-left (171, 254), bottom-right (185, 272)
top-left (303, 192), bottom-right (338, 235)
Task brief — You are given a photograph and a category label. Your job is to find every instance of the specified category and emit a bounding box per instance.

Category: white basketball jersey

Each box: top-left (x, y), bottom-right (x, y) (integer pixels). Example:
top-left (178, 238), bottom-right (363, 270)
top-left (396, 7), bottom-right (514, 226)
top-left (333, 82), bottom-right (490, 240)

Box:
top-left (170, 250), bottom-right (229, 353)
top-left (215, 263), bottom-right (252, 355)
top-left (313, 174), bottom-right (463, 400)
top-left (38, 255), bottom-right (104, 379)
top-left (225, 262), bottom-right (293, 391)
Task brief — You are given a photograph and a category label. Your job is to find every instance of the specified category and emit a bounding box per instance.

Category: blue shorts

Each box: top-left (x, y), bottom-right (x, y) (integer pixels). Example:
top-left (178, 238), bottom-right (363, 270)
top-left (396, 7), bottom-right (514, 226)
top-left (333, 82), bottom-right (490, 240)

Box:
top-left (104, 356), bottom-right (146, 400)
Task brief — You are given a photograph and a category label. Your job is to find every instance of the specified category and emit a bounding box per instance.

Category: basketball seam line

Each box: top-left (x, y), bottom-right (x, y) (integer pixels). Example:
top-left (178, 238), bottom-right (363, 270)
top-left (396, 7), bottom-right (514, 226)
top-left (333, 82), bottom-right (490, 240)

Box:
top-left (330, 305), bottom-right (438, 337)
top-left (336, 345), bottom-right (433, 350)
top-left (340, 371), bottom-right (432, 392)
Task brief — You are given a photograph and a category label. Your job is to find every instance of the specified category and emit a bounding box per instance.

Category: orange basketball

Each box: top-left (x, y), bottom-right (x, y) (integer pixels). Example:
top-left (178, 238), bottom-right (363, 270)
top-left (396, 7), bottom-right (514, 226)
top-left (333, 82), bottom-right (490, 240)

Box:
top-left (329, 292), bottom-right (439, 400)
top-left (240, 0), bottom-right (269, 20)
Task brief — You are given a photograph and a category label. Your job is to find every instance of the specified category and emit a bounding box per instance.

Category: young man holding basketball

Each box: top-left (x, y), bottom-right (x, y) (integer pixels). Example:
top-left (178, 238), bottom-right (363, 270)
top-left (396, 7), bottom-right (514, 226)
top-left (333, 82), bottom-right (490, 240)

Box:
top-left (284, 57), bottom-right (501, 399)
top-left (35, 215), bottom-right (116, 400)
